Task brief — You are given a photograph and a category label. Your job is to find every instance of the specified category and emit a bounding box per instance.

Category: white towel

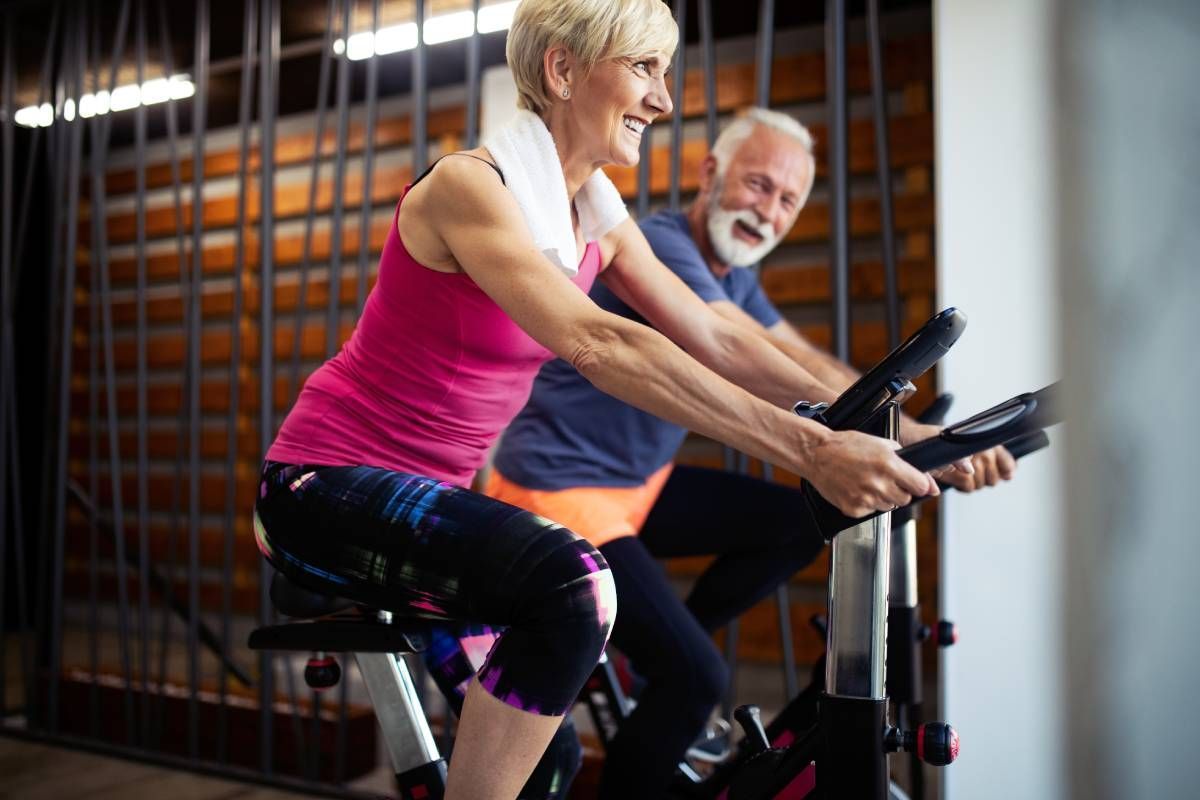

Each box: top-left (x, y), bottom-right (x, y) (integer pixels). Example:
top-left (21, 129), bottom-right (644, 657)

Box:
top-left (483, 110), bottom-right (629, 276)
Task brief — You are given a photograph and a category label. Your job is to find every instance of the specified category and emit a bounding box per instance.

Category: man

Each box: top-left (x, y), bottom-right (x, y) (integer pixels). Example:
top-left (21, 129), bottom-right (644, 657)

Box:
top-left (487, 107), bottom-right (1013, 796)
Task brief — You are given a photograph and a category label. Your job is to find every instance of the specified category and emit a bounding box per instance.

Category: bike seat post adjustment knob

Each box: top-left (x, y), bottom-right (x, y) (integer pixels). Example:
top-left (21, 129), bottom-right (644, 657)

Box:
top-left (304, 651), bottom-right (341, 692)
top-left (886, 722), bottom-right (960, 767)
top-left (733, 705), bottom-right (771, 755)
top-left (935, 620), bottom-right (958, 647)
top-left (917, 722), bottom-right (959, 766)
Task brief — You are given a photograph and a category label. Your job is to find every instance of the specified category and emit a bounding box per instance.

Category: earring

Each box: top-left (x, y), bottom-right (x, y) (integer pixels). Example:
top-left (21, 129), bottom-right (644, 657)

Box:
top-left (562, 86), bottom-right (570, 99)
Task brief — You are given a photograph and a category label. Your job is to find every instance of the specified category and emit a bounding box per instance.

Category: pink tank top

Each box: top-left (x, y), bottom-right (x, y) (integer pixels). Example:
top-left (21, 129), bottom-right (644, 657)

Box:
top-left (267, 185), bottom-right (602, 487)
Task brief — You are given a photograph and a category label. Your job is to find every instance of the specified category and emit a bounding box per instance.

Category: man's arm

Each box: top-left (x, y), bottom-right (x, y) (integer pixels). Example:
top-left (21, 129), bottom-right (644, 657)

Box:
top-left (599, 219), bottom-right (839, 408)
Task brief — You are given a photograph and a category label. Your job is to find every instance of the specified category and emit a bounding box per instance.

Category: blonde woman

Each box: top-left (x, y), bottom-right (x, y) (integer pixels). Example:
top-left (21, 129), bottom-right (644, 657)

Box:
top-left (253, 1), bottom-right (938, 797)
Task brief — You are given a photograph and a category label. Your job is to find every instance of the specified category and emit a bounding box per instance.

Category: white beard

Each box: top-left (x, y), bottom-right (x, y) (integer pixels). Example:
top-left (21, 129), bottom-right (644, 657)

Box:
top-left (705, 187), bottom-right (781, 268)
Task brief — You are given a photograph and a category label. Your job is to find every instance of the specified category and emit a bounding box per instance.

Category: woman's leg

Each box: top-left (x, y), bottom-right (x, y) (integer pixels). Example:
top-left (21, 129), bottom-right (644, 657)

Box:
top-left (254, 462), bottom-right (614, 800)
top-left (638, 465), bottom-right (826, 631)
top-left (595, 536), bottom-right (728, 798)
top-left (425, 624), bottom-right (582, 799)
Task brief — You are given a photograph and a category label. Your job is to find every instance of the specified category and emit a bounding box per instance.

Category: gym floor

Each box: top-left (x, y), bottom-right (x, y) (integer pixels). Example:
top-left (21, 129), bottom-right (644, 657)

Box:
top-left (0, 738), bottom-right (308, 800)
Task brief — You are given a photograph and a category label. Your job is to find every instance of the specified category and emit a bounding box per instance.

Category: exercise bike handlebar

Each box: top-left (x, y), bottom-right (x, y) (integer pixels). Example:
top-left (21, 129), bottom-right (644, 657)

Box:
top-left (891, 429), bottom-right (1051, 526)
top-left (806, 308), bottom-right (967, 431)
top-left (801, 383), bottom-right (1063, 539)
top-left (896, 382), bottom-right (1062, 472)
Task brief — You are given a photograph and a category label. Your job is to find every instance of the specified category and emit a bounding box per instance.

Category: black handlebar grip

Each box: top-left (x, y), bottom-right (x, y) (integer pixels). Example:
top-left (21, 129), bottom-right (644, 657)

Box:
top-left (1001, 430), bottom-right (1050, 460)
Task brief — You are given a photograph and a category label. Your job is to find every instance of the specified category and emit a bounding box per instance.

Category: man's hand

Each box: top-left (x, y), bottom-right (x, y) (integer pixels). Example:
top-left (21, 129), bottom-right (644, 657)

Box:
top-left (901, 421), bottom-right (1015, 492)
top-left (803, 429), bottom-right (939, 519)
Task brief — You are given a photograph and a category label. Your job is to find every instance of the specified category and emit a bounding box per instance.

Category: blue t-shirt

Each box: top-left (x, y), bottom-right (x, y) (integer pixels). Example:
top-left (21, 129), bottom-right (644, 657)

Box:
top-left (493, 211), bottom-right (783, 489)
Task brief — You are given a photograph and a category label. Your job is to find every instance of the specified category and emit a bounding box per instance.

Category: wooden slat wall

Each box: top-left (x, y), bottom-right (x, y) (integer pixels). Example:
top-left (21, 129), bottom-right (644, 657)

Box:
top-left (67, 29), bottom-right (939, 668)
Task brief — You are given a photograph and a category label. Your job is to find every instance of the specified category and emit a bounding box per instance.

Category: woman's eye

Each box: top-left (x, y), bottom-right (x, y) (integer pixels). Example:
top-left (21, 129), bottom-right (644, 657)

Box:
top-left (633, 61), bottom-right (651, 74)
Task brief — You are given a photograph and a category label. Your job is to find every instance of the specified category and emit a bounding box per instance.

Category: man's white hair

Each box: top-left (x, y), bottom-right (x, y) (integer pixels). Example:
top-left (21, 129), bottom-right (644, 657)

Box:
top-left (710, 107), bottom-right (815, 173)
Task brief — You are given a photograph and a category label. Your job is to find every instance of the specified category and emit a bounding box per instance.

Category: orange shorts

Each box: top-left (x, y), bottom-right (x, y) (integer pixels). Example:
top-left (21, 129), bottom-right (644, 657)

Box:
top-left (484, 463), bottom-right (674, 547)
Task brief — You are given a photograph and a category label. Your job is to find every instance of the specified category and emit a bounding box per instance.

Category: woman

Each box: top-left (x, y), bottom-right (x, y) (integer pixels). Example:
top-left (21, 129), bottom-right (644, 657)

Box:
top-left (253, 1), bottom-right (937, 798)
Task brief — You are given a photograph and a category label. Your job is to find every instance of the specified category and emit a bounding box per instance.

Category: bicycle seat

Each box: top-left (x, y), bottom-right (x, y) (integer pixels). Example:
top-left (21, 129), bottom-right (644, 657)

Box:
top-left (269, 571), bottom-right (357, 619)
top-left (248, 571), bottom-right (432, 655)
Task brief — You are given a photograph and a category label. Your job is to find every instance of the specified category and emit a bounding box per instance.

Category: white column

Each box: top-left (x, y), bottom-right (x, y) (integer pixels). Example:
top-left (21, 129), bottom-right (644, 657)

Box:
top-left (933, 1), bottom-right (1064, 798)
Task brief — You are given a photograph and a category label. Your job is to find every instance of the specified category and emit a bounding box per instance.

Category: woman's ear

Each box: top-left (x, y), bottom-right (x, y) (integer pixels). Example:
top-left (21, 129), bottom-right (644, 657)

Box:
top-left (543, 44), bottom-right (574, 100)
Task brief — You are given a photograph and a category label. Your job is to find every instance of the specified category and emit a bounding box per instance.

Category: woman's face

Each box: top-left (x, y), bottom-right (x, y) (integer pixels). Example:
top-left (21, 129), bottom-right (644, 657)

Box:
top-left (571, 54), bottom-right (673, 167)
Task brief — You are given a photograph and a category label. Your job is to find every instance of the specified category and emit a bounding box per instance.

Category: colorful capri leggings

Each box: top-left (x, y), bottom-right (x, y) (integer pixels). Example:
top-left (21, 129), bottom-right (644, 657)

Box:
top-left (253, 461), bottom-right (617, 717)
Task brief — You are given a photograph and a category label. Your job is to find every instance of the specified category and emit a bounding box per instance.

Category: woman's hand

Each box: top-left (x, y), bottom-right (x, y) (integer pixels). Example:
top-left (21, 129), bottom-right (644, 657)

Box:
top-left (797, 427), bottom-right (938, 518)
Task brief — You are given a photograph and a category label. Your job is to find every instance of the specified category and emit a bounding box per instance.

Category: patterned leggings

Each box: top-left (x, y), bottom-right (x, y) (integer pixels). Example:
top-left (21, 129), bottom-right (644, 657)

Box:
top-left (253, 461), bottom-right (617, 718)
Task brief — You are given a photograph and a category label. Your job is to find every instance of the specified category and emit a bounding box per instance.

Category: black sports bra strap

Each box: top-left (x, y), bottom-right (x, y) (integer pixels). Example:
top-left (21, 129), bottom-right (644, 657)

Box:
top-left (411, 152), bottom-right (506, 187)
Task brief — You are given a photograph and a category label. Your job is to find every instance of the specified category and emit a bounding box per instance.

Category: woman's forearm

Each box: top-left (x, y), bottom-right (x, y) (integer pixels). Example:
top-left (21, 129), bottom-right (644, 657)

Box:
top-left (570, 318), bottom-right (832, 476)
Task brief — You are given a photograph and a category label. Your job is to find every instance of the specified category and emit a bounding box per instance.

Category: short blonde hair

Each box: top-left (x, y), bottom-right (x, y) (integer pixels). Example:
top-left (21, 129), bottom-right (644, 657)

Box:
top-left (507, 0), bottom-right (679, 116)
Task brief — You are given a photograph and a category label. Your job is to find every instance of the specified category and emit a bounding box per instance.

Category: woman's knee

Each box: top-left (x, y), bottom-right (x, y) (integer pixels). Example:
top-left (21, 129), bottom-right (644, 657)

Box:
top-left (510, 522), bottom-right (618, 653)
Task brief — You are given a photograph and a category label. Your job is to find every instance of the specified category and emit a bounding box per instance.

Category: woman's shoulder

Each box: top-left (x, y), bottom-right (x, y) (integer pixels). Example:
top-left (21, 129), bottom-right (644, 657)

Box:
top-left (407, 149), bottom-right (507, 217)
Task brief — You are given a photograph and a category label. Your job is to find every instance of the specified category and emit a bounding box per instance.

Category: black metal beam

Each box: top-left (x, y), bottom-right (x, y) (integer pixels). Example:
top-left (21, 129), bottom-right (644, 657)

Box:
top-left (219, 0), bottom-right (258, 765)
top-left (412, 0), bottom-right (427, 173)
top-left (669, 0), bottom-right (687, 211)
top-left (826, 0), bottom-right (850, 361)
top-left (868, 0), bottom-right (900, 348)
top-left (286, 0), bottom-right (337, 406)
top-left (465, 0), bottom-right (481, 150)
top-left (258, 0), bottom-right (281, 775)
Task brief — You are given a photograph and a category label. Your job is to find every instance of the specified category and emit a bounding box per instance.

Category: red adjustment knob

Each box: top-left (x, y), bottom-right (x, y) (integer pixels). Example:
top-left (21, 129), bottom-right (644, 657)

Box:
top-left (304, 655), bottom-right (341, 692)
top-left (934, 620), bottom-right (958, 647)
top-left (916, 723), bottom-right (959, 767)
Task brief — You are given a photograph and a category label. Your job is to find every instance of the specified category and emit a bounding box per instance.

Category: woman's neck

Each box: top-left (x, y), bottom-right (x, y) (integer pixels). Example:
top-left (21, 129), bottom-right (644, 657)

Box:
top-left (542, 108), bottom-right (604, 201)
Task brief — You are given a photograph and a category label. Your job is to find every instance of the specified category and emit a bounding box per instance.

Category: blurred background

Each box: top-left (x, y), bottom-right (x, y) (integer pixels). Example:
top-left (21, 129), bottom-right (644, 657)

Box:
top-left (0, 0), bottom-right (1195, 798)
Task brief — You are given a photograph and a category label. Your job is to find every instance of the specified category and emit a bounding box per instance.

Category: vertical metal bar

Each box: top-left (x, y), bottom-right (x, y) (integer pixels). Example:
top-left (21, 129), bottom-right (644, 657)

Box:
top-left (636, 131), bottom-right (650, 218)
top-left (698, 0), bottom-right (718, 146)
top-left (151, 0), bottom-right (193, 748)
top-left (285, 0), bottom-right (336, 405)
top-left (309, 690), bottom-right (322, 780)
top-left (10, 0), bottom-right (61, 305)
top-left (9, 2), bottom-right (59, 727)
top-left (219, 0), bottom-right (257, 765)
top-left (5, 357), bottom-right (31, 719)
top-left (325, 0), bottom-right (352, 359)
top-left (0, 3), bottom-right (14, 726)
top-left (755, 0), bottom-right (775, 108)
top-left (412, 0), bottom-right (427, 174)
top-left (32, 12), bottom-right (64, 734)
top-left (826, 0), bottom-right (850, 361)
top-left (133, 0), bottom-right (152, 746)
top-left (752, 0), bottom-right (796, 700)
top-left (258, 0), bottom-right (281, 774)
top-left (356, 0), bottom-right (382, 315)
top-left (187, 0), bottom-right (210, 760)
top-left (86, 9), bottom-right (102, 740)
top-left (91, 0), bottom-right (137, 746)
top-left (335, 658), bottom-right (351, 781)
top-left (46, 4), bottom-right (88, 735)
top-left (868, 0), bottom-right (900, 349)
top-left (465, 0), bottom-right (482, 150)
top-left (87, 166), bottom-right (102, 741)
top-left (26, 4), bottom-right (62, 734)
top-left (668, 0), bottom-right (687, 211)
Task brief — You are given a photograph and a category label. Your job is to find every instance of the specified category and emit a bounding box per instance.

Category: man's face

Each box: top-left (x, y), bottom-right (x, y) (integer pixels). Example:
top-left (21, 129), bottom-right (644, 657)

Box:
top-left (704, 125), bottom-right (814, 268)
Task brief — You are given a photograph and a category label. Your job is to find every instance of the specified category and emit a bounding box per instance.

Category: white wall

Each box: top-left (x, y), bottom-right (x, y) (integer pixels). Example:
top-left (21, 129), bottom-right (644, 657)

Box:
top-left (933, 2), bottom-right (1064, 798)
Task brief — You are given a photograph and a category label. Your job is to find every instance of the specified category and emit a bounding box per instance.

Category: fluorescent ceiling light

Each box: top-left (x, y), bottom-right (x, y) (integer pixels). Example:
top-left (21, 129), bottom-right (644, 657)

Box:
top-left (333, 0), bottom-right (517, 60)
top-left (15, 74), bottom-right (194, 127)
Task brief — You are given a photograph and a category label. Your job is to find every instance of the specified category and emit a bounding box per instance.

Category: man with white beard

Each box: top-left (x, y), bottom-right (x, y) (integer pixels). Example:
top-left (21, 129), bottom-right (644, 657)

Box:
top-left (477, 108), bottom-right (1012, 794)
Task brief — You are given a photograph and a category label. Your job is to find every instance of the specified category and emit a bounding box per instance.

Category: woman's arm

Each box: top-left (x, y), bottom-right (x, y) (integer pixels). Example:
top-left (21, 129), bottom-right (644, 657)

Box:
top-left (414, 158), bottom-right (934, 516)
